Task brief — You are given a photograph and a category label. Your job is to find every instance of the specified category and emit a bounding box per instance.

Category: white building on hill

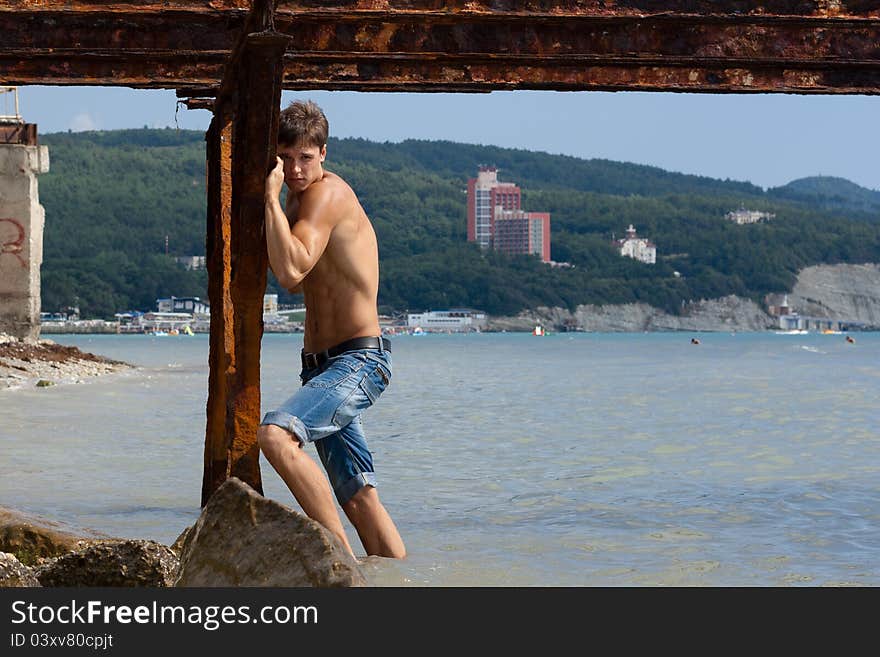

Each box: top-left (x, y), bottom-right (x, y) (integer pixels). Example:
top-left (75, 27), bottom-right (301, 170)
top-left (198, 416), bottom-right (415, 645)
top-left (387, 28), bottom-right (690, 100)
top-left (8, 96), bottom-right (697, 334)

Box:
top-left (725, 208), bottom-right (775, 224)
top-left (615, 224), bottom-right (656, 264)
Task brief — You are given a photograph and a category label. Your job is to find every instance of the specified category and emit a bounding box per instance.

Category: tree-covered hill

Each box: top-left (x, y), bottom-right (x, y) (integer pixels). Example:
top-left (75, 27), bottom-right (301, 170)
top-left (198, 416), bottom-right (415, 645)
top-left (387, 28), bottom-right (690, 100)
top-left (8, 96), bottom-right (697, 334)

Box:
top-left (767, 176), bottom-right (880, 217)
top-left (36, 129), bottom-right (880, 319)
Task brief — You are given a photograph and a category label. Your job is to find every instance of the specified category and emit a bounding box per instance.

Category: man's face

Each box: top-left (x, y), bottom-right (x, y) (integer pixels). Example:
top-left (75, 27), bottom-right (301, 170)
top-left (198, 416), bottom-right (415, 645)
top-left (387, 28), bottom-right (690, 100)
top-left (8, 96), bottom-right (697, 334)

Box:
top-left (277, 141), bottom-right (326, 192)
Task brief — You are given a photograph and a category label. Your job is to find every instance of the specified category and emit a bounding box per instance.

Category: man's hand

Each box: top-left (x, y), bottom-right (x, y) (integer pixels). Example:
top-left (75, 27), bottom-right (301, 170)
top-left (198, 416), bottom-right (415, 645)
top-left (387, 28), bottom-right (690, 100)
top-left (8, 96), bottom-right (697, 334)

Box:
top-left (266, 156), bottom-right (285, 200)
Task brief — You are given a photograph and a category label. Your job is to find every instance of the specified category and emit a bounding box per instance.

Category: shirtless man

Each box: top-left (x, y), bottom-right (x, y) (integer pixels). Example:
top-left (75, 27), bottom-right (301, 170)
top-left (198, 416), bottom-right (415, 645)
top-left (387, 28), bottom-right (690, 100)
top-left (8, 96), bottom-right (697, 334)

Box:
top-left (257, 100), bottom-right (406, 559)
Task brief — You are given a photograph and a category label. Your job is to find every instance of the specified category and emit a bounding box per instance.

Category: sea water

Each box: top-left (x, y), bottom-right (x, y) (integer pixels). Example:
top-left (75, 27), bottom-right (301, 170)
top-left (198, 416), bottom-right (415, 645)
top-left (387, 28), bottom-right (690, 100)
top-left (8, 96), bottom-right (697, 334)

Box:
top-left (1, 331), bottom-right (878, 586)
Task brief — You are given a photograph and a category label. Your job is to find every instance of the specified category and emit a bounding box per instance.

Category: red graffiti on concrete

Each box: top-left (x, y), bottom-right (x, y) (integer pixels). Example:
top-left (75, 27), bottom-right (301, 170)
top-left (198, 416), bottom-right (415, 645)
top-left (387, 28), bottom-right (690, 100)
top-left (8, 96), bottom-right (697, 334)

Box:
top-left (0, 217), bottom-right (26, 268)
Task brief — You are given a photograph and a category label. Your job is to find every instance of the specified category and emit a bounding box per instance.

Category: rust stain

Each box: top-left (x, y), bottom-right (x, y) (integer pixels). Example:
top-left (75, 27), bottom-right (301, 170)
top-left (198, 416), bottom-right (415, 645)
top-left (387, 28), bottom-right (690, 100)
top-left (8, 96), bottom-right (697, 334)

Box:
top-left (0, 123), bottom-right (38, 145)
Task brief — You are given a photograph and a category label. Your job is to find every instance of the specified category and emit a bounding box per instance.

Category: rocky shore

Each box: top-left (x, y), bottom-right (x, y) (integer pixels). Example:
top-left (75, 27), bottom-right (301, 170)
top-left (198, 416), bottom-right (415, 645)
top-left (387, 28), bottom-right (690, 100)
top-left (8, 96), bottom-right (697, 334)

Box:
top-left (0, 333), bottom-right (132, 391)
top-left (0, 478), bottom-right (367, 588)
top-left (487, 263), bottom-right (880, 333)
top-left (487, 294), bottom-right (775, 333)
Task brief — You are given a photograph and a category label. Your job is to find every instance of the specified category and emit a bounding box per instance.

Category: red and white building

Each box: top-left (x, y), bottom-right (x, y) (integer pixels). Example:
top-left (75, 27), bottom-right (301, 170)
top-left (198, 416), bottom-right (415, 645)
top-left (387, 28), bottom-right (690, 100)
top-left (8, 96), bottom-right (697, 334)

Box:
top-left (493, 209), bottom-right (551, 263)
top-left (467, 166), bottom-right (551, 263)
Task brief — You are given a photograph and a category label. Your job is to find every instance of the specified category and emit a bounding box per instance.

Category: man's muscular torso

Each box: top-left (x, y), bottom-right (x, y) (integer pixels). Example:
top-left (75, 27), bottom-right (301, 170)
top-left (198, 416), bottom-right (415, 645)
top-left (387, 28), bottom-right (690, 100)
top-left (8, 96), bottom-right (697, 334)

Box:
top-left (285, 171), bottom-right (381, 353)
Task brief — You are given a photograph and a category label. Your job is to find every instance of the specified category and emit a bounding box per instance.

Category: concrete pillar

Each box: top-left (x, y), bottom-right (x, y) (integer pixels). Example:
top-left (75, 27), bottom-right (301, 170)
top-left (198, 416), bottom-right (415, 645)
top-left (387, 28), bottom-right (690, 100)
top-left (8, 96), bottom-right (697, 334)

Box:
top-left (0, 125), bottom-right (49, 342)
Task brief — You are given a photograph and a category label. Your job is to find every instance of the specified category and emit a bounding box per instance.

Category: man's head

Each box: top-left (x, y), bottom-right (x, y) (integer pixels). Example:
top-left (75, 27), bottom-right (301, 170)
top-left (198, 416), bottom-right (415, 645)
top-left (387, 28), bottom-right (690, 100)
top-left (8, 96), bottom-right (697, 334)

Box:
top-left (277, 100), bottom-right (328, 192)
top-left (278, 99), bottom-right (328, 149)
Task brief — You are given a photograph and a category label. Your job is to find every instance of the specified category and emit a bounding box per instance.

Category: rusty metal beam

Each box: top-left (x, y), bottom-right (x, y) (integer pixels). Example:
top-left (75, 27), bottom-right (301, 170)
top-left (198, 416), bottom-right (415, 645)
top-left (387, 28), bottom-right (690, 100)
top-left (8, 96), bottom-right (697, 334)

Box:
top-left (0, 52), bottom-right (226, 89)
top-left (203, 107), bottom-right (235, 507)
top-left (274, 58), bottom-right (880, 94)
top-left (271, 1), bottom-right (880, 18)
top-left (184, 97), bottom-right (215, 110)
top-left (3, 1), bottom-right (878, 19)
top-left (6, 16), bottom-right (880, 63)
top-left (2, 1), bottom-right (880, 93)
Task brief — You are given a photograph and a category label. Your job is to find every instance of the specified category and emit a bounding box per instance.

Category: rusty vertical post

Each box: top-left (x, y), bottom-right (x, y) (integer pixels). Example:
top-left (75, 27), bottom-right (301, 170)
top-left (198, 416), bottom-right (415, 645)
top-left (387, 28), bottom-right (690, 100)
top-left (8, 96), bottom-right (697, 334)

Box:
top-left (201, 2), bottom-right (288, 506)
top-left (202, 107), bottom-right (236, 506)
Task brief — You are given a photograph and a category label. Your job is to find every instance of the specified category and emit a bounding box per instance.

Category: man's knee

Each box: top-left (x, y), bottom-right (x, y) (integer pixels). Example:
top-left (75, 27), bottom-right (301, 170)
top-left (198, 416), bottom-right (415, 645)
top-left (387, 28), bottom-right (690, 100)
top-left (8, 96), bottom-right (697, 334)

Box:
top-left (257, 424), bottom-right (301, 459)
top-left (343, 485), bottom-right (380, 516)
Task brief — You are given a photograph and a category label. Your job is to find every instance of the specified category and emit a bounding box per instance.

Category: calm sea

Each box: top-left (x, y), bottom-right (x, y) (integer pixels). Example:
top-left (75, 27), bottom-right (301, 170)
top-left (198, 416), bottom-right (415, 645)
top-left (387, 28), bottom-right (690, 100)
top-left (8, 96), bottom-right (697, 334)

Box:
top-left (2, 331), bottom-right (879, 586)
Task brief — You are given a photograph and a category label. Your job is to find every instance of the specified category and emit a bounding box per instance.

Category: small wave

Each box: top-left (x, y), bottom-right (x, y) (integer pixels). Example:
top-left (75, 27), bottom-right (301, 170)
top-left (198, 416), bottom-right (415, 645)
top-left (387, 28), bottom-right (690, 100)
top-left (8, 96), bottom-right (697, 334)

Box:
top-left (94, 505), bottom-right (199, 517)
top-left (799, 346), bottom-right (825, 354)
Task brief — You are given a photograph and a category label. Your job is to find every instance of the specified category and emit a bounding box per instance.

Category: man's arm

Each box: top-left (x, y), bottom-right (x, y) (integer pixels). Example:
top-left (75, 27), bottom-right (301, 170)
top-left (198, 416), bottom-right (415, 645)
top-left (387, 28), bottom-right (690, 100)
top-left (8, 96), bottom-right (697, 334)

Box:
top-left (268, 262), bottom-right (302, 294)
top-left (264, 157), bottom-right (335, 291)
top-left (268, 191), bottom-right (303, 294)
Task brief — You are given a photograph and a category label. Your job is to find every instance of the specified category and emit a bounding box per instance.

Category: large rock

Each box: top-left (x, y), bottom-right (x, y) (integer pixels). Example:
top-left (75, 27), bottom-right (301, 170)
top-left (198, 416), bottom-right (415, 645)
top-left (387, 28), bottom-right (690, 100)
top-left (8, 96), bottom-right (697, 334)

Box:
top-left (0, 506), bottom-right (109, 565)
top-left (174, 477), bottom-right (365, 587)
top-left (36, 539), bottom-right (179, 587)
top-left (0, 552), bottom-right (41, 587)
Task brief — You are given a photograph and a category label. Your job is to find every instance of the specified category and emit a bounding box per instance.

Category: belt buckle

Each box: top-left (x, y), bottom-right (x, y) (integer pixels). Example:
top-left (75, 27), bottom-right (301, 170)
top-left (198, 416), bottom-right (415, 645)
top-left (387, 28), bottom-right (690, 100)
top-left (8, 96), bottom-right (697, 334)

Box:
top-left (302, 352), bottom-right (319, 369)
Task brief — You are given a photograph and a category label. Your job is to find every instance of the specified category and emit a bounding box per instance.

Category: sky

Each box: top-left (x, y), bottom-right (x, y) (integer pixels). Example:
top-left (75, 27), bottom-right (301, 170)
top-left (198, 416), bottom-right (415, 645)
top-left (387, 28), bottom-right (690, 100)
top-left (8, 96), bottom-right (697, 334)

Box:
top-left (10, 85), bottom-right (880, 192)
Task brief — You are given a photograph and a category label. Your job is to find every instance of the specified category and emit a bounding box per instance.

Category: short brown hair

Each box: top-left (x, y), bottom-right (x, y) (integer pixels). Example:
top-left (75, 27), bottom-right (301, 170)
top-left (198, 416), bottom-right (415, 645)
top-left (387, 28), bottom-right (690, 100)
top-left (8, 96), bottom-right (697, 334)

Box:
top-left (278, 99), bottom-right (328, 148)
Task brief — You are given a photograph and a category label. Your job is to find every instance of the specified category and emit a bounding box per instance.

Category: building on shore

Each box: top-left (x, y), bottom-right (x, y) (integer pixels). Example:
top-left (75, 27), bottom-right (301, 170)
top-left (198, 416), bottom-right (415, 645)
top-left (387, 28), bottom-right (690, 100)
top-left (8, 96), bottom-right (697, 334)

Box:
top-left (138, 311), bottom-right (195, 333)
top-left (406, 308), bottom-right (487, 332)
top-left (765, 293), bottom-right (792, 317)
top-left (157, 296), bottom-right (210, 315)
top-left (42, 294), bottom-right (303, 334)
top-left (263, 294), bottom-right (278, 315)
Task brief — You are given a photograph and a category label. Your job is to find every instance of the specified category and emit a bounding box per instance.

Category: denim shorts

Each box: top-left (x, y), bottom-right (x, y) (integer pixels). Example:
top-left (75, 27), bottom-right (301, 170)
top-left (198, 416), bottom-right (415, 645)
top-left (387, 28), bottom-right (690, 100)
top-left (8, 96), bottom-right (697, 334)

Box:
top-left (260, 348), bottom-right (392, 506)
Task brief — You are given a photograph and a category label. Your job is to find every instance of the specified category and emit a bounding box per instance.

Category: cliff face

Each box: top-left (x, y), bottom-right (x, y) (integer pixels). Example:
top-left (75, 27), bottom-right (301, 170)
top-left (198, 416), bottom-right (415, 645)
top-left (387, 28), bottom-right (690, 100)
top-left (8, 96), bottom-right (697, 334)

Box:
top-left (787, 263), bottom-right (880, 327)
top-left (487, 296), bottom-right (774, 333)
top-left (486, 263), bottom-right (880, 332)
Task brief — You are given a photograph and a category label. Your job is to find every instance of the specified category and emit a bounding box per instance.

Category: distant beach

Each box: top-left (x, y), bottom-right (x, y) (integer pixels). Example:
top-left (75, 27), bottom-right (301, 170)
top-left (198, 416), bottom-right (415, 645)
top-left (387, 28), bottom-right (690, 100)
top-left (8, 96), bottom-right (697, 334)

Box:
top-left (0, 333), bottom-right (131, 391)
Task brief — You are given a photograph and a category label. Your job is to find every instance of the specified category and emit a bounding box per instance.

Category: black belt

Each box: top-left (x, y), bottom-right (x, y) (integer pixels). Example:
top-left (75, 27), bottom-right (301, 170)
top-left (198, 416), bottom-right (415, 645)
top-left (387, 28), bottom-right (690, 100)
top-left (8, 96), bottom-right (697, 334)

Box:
top-left (301, 336), bottom-right (391, 370)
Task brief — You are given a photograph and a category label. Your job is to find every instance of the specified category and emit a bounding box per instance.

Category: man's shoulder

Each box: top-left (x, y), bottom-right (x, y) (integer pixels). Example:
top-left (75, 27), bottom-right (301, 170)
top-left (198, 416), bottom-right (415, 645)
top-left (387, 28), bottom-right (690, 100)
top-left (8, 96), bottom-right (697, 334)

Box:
top-left (320, 170), bottom-right (355, 195)
top-left (303, 171), bottom-right (353, 201)
top-left (296, 172), bottom-right (361, 229)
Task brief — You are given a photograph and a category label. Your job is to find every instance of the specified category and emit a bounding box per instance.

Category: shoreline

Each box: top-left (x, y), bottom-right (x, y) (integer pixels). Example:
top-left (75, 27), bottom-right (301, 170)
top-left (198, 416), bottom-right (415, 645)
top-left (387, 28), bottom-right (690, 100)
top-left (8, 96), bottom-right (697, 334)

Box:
top-left (0, 333), bottom-right (134, 392)
top-left (3, 323), bottom-right (872, 393)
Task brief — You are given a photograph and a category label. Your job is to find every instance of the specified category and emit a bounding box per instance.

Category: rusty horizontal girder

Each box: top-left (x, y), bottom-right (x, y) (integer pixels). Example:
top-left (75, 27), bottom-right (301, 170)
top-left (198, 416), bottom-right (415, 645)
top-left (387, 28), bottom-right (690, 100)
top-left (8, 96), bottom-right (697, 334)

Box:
top-left (274, 59), bottom-right (880, 94)
top-left (6, 10), bottom-right (880, 57)
top-left (0, 52), bottom-right (226, 88)
top-left (3, 1), bottom-right (879, 19)
top-left (2, 1), bottom-right (880, 93)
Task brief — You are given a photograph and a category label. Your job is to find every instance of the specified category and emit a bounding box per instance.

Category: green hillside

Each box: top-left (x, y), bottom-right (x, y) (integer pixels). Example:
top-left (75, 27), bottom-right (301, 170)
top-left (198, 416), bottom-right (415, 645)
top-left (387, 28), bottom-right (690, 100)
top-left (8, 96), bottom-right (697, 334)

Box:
top-left (768, 176), bottom-right (880, 216)
top-left (36, 129), bottom-right (880, 319)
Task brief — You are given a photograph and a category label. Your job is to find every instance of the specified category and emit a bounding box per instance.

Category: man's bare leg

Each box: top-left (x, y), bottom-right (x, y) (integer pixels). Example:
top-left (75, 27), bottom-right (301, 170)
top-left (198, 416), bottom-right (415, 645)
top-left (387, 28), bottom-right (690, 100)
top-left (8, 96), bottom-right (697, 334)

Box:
top-left (257, 424), bottom-right (355, 556)
top-left (342, 486), bottom-right (406, 559)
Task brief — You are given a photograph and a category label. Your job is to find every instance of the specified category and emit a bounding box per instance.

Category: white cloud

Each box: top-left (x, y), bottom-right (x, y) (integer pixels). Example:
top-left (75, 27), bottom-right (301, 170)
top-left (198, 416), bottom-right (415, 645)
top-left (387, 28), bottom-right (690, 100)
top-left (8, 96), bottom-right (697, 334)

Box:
top-left (69, 112), bottom-right (98, 132)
